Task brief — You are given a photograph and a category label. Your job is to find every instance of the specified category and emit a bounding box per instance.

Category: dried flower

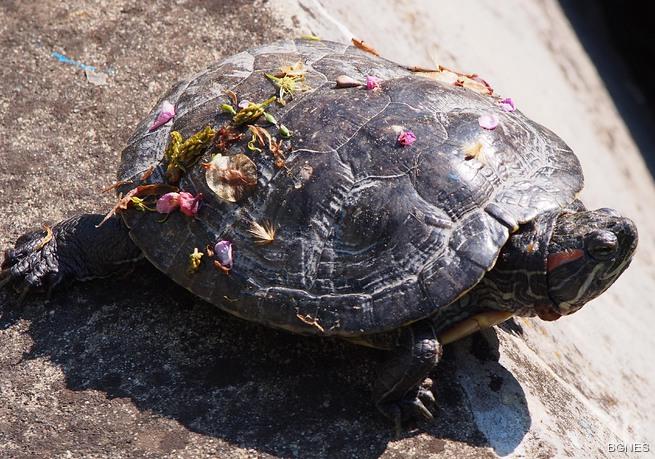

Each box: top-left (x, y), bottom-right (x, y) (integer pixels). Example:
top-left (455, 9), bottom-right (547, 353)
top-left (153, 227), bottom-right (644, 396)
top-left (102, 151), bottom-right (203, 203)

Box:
top-left (214, 240), bottom-right (233, 271)
top-left (156, 192), bottom-right (180, 214)
top-left (275, 62), bottom-right (306, 79)
top-left (214, 124), bottom-right (244, 151)
top-left (102, 180), bottom-right (133, 193)
top-left (248, 220), bottom-right (276, 244)
top-left (247, 125), bottom-right (271, 152)
top-left (464, 74), bottom-right (494, 95)
top-left (397, 130), bottom-right (417, 147)
top-left (104, 191), bottom-right (131, 221)
top-left (335, 75), bottom-right (363, 89)
top-left (408, 65), bottom-right (494, 95)
top-left (140, 165), bottom-right (155, 181)
top-left (296, 313), bottom-right (325, 332)
top-left (499, 98), bottom-right (516, 112)
top-left (98, 184), bottom-right (177, 227)
top-left (266, 62), bottom-right (308, 104)
top-left (188, 248), bottom-right (204, 273)
top-left (225, 89), bottom-right (238, 106)
top-left (244, 125), bottom-right (286, 167)
top-left (365, 76), bottom-right (382, 90)
top-left (204, 153), bottom-right (258, 203)
top-left (351, 38), bottom-right (380, 56)
top-left (179, 192), bottom-right (202, 217)
top-left (269, 138), bottom-right (286, 168)
top-left (149, 101), bottom-right (176, 132)
top-left (266, 73), bottom-right (307, 104)
top-left (478, 113), bottom-right (499, 130)
top-left (406, 65), bottom-right (460, 86)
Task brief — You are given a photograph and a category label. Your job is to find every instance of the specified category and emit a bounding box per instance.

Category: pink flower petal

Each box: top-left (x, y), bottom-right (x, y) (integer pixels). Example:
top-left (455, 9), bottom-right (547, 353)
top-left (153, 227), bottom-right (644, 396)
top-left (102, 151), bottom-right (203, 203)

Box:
top-left (238, 99), bottom-right (251, 109)
top-left (478, 113), bottom-right (499, 130)
top-left (397, 130), bottom-right (416, 146)
top-left (179, 192), bottom-right (203, 217)
top-left (365, 75), bottom-right (382, 90)
top-left (499, 98), bottom-right (516, 112)
top-left (214, 240), bottom-right (233, 269)
top-left (156, 192), bottom-right (180, 213)
top-left (149, 101), bottom-right (176, 132)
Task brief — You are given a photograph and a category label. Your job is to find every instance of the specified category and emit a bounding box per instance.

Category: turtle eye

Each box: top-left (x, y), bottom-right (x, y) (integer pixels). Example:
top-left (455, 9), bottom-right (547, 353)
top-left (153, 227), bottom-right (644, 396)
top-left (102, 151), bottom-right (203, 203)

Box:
top-left (586, 230), bottom-right (618, 260)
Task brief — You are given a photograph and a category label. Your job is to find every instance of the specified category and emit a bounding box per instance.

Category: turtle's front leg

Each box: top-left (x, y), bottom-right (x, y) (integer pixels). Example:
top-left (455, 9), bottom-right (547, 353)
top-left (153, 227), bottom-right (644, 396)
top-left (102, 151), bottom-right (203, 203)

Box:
top-left (373, 320), bottom-right (442, 432)
top-left (1, 214), bottom-right (142, 301)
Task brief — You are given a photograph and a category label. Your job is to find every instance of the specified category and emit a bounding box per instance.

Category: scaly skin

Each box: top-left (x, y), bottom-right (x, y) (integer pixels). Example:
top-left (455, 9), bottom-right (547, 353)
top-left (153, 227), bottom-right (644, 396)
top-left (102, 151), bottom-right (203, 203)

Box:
top-left (1, 214), bottom-right (142, 302)
top-left (372, 320), bottom-right (442, 433)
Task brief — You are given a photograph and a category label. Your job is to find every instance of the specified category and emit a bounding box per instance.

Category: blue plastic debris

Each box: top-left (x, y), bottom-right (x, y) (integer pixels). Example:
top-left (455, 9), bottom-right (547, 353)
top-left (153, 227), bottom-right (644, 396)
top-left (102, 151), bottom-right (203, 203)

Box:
top-left (51, 51), bottom-right (97, 72)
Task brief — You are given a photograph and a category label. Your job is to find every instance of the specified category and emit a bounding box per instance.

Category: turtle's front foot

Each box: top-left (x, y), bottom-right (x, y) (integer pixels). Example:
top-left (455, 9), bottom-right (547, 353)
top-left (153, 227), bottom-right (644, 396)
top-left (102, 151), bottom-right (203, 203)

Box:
top-left (376, 386), bottom-right (437, 433)
top-left (1, 214), bottom-right (141, 302)
top-left (373, 320), bottom-right (442, 432)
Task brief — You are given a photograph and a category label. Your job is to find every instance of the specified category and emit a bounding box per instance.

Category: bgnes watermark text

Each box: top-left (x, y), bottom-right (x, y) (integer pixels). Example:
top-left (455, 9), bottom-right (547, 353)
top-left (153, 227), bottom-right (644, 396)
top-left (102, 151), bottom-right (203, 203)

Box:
top-left (607, 442), bottom-right (650, 454)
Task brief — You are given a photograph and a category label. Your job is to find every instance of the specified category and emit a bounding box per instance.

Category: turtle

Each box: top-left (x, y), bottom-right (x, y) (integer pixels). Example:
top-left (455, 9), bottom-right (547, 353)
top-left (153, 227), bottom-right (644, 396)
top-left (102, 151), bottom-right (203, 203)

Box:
top-left (0, 39), bottom-right (638, 429)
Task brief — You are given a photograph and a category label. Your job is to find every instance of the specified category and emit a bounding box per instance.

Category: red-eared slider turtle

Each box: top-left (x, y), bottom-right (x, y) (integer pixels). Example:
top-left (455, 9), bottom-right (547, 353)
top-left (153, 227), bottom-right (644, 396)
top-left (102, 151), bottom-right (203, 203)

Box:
top-left (0, 39), bottom-right (638, 428)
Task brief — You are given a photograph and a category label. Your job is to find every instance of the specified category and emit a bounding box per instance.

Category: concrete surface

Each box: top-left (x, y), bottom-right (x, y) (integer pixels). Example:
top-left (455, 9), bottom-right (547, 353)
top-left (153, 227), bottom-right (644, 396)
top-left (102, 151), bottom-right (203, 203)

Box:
top-left (1, 0), bottom-right (654, 457)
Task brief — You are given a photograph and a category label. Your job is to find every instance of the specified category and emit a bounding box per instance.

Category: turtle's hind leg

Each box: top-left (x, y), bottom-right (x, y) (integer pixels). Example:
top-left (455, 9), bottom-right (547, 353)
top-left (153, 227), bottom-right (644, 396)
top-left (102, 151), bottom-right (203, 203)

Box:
top-left (1, 214), bottom-right (142, 302)
top-left (373, 320), bottom-right (442, 432)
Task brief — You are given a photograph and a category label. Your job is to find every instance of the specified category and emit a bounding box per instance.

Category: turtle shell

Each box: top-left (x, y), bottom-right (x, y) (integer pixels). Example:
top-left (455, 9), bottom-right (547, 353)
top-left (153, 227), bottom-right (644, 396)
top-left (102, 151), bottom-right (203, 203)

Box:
top-left (117, 39), bottom-right (583, 337)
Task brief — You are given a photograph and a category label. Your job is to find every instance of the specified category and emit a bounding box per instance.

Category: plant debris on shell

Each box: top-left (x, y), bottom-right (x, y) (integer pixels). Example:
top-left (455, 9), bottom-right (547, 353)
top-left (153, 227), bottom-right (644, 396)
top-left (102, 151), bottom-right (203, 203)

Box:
top-left (188, 248), bottom-right (204, 273)
top-left (165, 126), bottom-right (217, 183)
top-left (204, 153), bottom-right (258, 203)
top-left (248, 220), bottom-right (276, 244)
top-left (351, 38), bottom-right (380, 57)
top-left (406, 64), bottom-right (494, 96)
top-left (265, 61), bottom-right (309, 104)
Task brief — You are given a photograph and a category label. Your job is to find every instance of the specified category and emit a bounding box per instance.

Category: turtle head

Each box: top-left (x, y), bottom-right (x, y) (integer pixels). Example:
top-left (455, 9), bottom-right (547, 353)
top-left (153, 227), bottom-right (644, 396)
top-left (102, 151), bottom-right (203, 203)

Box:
top-left (540, 209), bottom-right (638, 320)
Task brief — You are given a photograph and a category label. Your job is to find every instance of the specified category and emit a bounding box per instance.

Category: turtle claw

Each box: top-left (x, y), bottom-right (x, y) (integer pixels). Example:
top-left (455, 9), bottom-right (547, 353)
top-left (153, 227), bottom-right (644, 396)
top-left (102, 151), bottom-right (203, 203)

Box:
top-left (0, 226), bottom-right (62, 302)
top-left (417, 386), bottom-right (436, 407)
top-left (402, 394), bottom-right (434, 421)
top-left (373, 321), bottom-right (441, 432)
top-left (377, 387), bottom-right (436, 434)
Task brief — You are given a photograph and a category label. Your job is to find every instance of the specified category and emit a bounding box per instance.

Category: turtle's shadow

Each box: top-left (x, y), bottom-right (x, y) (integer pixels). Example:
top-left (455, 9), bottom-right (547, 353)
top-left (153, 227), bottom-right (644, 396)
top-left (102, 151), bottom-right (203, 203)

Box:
top-left (2, 263), bottom-right (530, 457)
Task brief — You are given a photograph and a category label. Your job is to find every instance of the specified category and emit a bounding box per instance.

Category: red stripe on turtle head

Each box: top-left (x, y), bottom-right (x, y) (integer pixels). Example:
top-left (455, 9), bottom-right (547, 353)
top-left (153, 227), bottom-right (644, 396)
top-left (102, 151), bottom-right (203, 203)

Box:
top-left (547, 249), bottom-right (584, 272)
